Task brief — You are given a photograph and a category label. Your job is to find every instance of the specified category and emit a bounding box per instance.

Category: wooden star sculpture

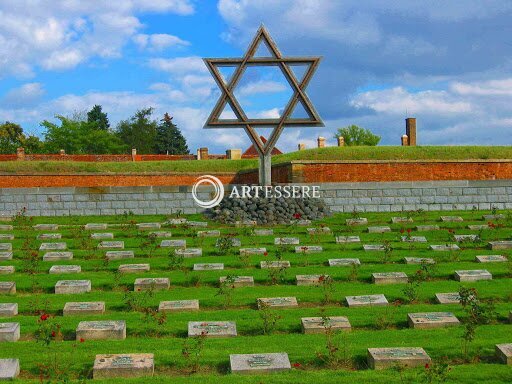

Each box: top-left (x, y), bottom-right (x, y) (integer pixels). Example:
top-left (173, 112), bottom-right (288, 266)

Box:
top-left (203, 25), bottom-right (323, 185)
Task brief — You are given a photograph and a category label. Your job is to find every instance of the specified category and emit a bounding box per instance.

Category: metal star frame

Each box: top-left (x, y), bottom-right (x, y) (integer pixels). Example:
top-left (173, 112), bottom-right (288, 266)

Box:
top-left (203, 25), bottom-right (323, 185)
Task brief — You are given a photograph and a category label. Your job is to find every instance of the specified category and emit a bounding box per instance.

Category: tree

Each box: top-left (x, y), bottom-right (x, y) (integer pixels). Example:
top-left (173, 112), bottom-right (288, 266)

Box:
top-left (0, 121), bottom-right (25, 154)
top-left (116, 108), bottom-right (158, 154)
top-left (334, 125), bottom-right (381, 146)
top-left (87, 105), bottom-right (110, 130)
top-left (155, 113), bottom-right (189, 155)
top-left (42, 116), bottom-right (127, 154)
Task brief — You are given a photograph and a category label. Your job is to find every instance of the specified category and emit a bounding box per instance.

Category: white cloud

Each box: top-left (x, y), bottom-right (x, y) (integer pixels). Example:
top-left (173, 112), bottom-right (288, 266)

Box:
top-left (1, 83), bottom-right (46, 108)
top-left (149, 56), bottom-right (207, 74)
top-left (133, 33), bottom-right (190, 51)
top-left (238, 80), bottom-right (287, 96)
top-left (451, 78), bottom-right (512, 96)
top-left (0, 0), bottom-right (194, 76)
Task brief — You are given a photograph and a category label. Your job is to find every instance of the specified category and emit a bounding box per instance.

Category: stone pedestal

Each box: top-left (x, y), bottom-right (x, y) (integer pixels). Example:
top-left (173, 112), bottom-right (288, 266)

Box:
top-left (93, 354), bottom-right (154, 379)
top-left (230, 353), bottom-right (291, 374)
top-left (76, 320), bottom-right (126, 340)
top-left (0, 359), bottom-right (20, 380)
top-left (368, 347), bottom-right (430, 370)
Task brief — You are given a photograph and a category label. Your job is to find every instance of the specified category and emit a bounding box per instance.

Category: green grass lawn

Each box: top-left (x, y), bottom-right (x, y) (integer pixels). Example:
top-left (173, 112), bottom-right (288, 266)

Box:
top-left (0, 209), bottom-right (511, 382)
top-left (1, 146), bottom-right (511, 174)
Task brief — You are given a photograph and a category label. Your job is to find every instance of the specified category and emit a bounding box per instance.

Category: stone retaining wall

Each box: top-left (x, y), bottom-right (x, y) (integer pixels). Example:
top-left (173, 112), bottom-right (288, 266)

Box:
top-left (0, 180), bottom-right (510, 217)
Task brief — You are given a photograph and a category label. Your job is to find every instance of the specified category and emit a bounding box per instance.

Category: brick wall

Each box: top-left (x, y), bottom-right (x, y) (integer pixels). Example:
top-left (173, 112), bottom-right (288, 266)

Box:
top-left (0, 180), bottom-right (510, 217)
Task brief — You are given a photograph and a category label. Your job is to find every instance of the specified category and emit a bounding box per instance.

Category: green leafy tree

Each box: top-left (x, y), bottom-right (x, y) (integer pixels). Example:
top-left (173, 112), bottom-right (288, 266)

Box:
top-left (87, 105), bottom-right (110, 130)
top-left (0, 121), bottom-right (24, 154)
top-left (42, 116), bottom-right (126, 154)
top-left (155, 113), bottom-right (189, 155)
top-left (334, 125), bottom-right (381, 146)
top-left (116, 108), bottom-right (158, 154)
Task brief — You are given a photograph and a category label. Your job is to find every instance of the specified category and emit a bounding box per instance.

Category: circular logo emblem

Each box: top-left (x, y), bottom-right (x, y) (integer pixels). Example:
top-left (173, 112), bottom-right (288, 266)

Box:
top-left (191, 175), bottom-right (225, 208)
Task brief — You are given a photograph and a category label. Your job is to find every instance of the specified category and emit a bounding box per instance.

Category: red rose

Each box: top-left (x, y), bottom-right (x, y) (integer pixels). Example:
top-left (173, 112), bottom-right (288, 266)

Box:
top-left (292, 363), bottom-right (301, 368)
top-left (80, 338), bottom-right (85, 343)
top-left (400, 228), bottom-right (405, 234)
top-left (51, 331), bottom-right (56, 337)
top-left (407, 228), bottom-right (411, 233)
top-left (263, 251), bottom-right (268, 256)
top-left (40, 314), bottom-right (49, 321)
top-left (425, 363), bottom-right (430, 369)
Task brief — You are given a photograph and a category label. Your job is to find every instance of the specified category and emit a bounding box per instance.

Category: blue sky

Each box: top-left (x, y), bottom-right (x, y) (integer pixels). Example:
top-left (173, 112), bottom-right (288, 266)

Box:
top-left (1, 0), bottom-right (511, 153)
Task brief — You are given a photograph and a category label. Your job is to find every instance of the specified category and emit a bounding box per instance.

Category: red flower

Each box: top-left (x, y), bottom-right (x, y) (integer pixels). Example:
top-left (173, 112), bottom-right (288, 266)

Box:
top-left (400, 228), bottom-right (405, 234)
top-left (79, 338), bottom-right (85, 343)
top-left (292, 363), bottom-right (301, 368)
top-left (318, 275), bottom-right (325, 282)
top-left (263, 251), bottom-right (268, 256)
top-left (293, 213), bottom-right (301, 219)
top-left (51, 331), bottom-right (56, 337)
top-left (40, 314), bottom-right (49, 321)
top-left (407, 228), bottom-right (411, 234)
top-left (425, 363), bottom-right (430, 369)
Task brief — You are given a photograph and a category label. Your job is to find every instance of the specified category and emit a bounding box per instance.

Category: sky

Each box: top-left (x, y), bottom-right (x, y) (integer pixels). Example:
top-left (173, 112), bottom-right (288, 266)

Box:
top-left (1, 0), bottom-right (511, 153)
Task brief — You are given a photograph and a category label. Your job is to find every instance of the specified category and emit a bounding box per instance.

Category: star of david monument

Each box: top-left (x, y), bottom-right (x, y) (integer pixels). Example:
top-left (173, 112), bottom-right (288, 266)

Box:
top-left (203, 25), bottom-right (323, 186)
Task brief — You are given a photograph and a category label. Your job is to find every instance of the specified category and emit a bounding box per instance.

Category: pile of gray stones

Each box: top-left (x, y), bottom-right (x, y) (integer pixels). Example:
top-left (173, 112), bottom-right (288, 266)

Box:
top-left (207, 196), bottom-right (331, 225)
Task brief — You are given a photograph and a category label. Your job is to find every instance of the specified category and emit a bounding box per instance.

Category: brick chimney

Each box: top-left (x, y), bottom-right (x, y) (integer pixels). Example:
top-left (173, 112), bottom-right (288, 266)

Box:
top-left (405, 118), bottom-right (417, 146)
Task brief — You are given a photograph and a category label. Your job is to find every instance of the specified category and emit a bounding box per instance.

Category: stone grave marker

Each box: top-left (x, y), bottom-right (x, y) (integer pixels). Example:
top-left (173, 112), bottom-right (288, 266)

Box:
top-left (441, 216), bottom-right (463, 222)
top-left (392, 217), bottom-right (413, 224)
top-left (166, 218), bottom-right (187, 225)
top-left (301, 316), bottom-right (351, 334)
top-left (274, 237), bottom-right (299, 245)
top-left (306, 227), bottom-right (332, 235)
top-left (188, 221), bottom-right (208, 227)
top-left (43, 252), bottom-right (73, 261)
top-left (0, 234), bottom-right (14, 240)
top-left (240, 247), bottom-right (266, 256)
top-left (0, 323), bottom-right (20, 342)
top-left (159, 300), bottom-right (199, 312)
top-left (336, 236), bottom-right (360, 243)
top-left (0, 282), bottom-right (16, 294)
top-left (328, 258), bottom-right (361, 266)
top-left (55, 280), bottom-right (91, 294)
top-left (496, 344), bottom-right (512, 365)
top-left (454, 234), bottom-right (479, 242)
top-left (0, 225), bottom-right (13, 231)
top-left (483, 214), bottom-right (505, 221)
top-left (161, 239), bottom-right (186, 248)
top-left (0, 304), bottom-right (17, 317)
top-left (260, 261), bottom-right (290, 269)
top-left (175, 248), bottom-right (202, 258)
top-left (63, 302), bottom-right (105, 316)
top-left (407, 312), bottom-right (460, 329)
top-left (401, 236), bottom-right (427, 243)
top-left (37, 233), bottom-right (62, 240)
top-left (118, 264), bottom-right (150, 273)
top-left (136, 223), bottom-right (161, 230)
top-left (429, 244), bottom-right (460, 251)
top-left (197, 230), bottom-right (220, 237)
top-left (346, 218), bottom-right (368, 226)
top-left (235, 220), bottom-right (257, 227)
top-left (455, 269), bottom-right (492, 282)
top-left (98, 241), bottom-right (124, 250)
top-left (346, 294), bottom-right (388, 307)
top-left (188, 321), bottom-right (237, 338)
top-left (215, 238), bottom-right (241, 247)
top-left (476, 255), bottom-right (508, 263)
top-left (368, 347), bottom-right (431, 370)
top-left (468, 225), bottom-right (489, 230)
top-left (85, 223), bottom-right (108, 230)
top-left (404, 257), bottom-right (435, 265)
top-left (0, 243), bottom-right (12, 251)
top-left (0, 359), bottom-right (20, 380)
top-left (0, 252), bottom-right (12, 261)
top-left (230, 353), bottom-right (291, 374)
top-left (489, 241), bottom-right (512, 250)
top-left (363, 244), bottom-right (385, 251)
top-left (33, 224), bottom-right (58, 231)
top-left (372, 272), bottom-right (408, 285)
top-left (39, 242), bottom-right (66, 251)
top-left (76, 320), bottom-right (126, 340)
top-left (257, 297), bottom-right (298, 309)
top-left (435, 292), bottom-right (461, 304)
top-left (0, 266), bottom-right (14, 274)
top-left (93, 354), bottom-right (154, 379)
top-left (134, 278), bottom-right (169, 291)
top-left (149, 231), bottom-right (172, 238)
top-left (49, 265), bottom-right (81, 274)
top-left (295, 245), bottom-right (322, 253)
top-left (219, 276), bottom-right (254, 287)
top-left (294, 219), bottom-right (312, 226)
top-left (106, 251), bottom-right (134, 260)
top-left (368, 226), bottom-right (391, 233)
top-left (416, 225), bottom-right (440, 231)
top-left (91, 233), bottom-right (114, 240)
top-left (193, 263), bottom-right (224, 271)
top-left (296, 274), bottom-right (328, 286)
top-left (253, 229), bottom-right (273, 236)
